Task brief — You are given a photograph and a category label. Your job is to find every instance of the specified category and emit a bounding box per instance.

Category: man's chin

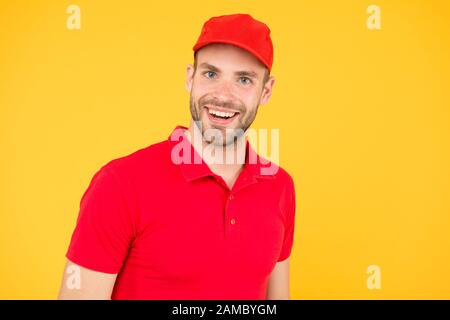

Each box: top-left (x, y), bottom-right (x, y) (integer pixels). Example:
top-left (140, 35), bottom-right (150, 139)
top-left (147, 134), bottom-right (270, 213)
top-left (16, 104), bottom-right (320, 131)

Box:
top-left (192, 117), bottom-right (246, 143)
top-left (208, 127), bottom-right (246, 146)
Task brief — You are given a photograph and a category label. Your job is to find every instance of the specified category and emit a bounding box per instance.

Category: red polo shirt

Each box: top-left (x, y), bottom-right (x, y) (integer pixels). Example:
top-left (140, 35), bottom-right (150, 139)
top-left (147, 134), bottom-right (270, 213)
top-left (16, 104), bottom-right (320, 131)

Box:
top-left (66, 125), bottom-right (296, 299)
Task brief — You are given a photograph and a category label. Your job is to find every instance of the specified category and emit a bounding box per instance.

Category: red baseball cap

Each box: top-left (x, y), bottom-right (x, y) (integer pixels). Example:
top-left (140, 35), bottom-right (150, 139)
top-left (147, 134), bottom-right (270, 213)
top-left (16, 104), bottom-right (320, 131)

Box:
top-left (192, 14), bottom-right (274, 72)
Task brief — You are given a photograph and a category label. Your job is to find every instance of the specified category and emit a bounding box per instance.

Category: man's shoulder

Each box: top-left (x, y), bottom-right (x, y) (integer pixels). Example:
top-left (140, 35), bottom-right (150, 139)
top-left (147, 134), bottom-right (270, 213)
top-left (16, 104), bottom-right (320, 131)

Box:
top-left (275, 165), bottom-right (294, 184)
top-left (256, 153), bottom-right (294, 186)
top-left (99, 139), bottom-right (171, 176)
top-left (270, 165), bottom-right (295, 196)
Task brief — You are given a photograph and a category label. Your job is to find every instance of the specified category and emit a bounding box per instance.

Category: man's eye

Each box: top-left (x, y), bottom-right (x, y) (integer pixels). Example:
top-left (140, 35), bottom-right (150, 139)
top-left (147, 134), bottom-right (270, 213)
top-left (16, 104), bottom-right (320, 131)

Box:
top-left (239, 77), bottom-right (252, 85)
top-left (204, 71), bottom-right (216, 79)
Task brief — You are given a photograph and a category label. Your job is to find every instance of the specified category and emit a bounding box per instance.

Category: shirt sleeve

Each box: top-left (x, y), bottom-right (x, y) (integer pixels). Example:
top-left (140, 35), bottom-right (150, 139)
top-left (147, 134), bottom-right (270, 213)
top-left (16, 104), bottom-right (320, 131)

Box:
top-left (277, 175), bottom-right (296, 262)
top-left (65, 164), bottom-right (136, 274)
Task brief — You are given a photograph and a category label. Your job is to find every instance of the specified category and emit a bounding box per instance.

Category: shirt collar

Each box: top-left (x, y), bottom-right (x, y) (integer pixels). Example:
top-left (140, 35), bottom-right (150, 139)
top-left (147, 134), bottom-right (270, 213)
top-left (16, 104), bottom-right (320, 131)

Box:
top-left (167, 125), bottom-right (277, 182)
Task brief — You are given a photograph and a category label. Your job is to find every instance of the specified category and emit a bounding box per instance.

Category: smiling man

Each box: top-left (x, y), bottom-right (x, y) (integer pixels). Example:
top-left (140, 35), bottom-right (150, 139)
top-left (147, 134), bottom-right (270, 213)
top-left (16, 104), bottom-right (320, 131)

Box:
top-left (58, 13), bottom-right (296, 300)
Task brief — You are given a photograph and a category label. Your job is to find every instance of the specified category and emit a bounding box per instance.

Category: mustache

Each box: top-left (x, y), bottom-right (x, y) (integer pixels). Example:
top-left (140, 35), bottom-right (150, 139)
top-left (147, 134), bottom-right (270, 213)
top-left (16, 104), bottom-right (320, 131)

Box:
top-left (199, 97), bottom-right (245, 113)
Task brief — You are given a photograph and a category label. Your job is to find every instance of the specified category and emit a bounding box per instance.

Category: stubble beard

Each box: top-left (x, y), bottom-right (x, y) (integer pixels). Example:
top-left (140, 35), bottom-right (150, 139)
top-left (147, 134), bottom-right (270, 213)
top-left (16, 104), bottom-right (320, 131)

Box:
top-left (189, 94), bottom-right (259, 147)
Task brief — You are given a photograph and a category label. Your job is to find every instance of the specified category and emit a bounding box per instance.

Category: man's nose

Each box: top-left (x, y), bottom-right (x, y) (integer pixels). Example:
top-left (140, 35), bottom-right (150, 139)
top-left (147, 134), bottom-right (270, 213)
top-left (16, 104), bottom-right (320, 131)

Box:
top-left (212, 79), bottom-right (234, 101)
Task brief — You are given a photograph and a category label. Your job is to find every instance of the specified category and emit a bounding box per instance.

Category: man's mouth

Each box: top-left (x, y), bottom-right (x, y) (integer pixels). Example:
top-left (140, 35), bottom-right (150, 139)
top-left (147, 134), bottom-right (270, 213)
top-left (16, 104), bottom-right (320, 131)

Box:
top-left (204, 106), bottom-right (240, 125)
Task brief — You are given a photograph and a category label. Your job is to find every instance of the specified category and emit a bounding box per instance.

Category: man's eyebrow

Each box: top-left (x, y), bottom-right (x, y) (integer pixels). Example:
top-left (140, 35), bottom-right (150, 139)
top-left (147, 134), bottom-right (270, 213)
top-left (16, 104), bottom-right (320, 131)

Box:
top-left (198, 63), bottom-right (259, 79)
top-left (235, 70), bottom-right (258, 79)
top-left (198, 63), bottom-right (221, 72)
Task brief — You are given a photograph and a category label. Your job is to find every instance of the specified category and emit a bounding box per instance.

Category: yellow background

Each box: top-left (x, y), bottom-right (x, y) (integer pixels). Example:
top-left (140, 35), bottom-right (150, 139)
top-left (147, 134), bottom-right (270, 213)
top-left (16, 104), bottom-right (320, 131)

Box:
top-left (1, 0), bottom-right (449, 299)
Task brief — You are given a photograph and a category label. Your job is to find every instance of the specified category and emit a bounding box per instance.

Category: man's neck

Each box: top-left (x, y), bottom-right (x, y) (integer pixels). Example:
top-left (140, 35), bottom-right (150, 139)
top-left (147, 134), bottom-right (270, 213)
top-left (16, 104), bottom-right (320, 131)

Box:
top-left (184, 121), bottom-right (246, 189)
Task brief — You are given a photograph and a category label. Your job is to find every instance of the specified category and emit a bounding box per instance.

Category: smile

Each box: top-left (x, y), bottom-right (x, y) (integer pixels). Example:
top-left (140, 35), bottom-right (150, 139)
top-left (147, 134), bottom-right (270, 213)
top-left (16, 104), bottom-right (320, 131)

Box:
top-left (204, 106), bottom-right (240, 125)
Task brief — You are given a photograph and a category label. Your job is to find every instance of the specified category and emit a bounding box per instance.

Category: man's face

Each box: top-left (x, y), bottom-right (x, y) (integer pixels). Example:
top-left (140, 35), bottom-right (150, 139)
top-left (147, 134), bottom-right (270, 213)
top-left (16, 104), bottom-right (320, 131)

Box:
top-left (186, 43), bottom-right (275, 146)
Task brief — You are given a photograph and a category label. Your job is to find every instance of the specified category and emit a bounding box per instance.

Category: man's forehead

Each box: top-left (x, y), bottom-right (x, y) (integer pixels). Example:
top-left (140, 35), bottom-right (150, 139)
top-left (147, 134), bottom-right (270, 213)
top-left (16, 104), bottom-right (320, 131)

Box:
top-left (195, 44), bottom-right (266, 75)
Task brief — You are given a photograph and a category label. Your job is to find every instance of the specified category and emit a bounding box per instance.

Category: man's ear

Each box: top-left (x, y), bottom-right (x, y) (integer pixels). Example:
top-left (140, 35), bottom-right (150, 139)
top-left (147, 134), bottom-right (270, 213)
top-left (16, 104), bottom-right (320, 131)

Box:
top-left (185, 64), bottom-right (195, 92)
top-left (259, 75), bottom-right (276, 105)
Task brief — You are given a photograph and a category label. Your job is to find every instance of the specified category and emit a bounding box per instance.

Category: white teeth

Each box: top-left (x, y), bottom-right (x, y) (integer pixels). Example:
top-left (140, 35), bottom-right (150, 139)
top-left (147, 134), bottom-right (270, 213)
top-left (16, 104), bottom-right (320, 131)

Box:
top-left (208, 108), bottom-right (236, 118)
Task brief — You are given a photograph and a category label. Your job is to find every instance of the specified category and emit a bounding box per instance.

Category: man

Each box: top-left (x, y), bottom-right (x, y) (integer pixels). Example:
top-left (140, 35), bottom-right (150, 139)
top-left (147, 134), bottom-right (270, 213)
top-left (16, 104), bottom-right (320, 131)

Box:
top-left (58, 13), bottom-right (296, 300)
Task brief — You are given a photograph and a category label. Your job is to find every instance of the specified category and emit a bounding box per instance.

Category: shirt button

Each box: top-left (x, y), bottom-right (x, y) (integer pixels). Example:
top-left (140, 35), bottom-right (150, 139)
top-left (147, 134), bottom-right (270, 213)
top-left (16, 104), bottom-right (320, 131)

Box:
top-left (229, 194), bottom-right (234, 200)
top-left (230, 218), bottom-right (236, 225)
